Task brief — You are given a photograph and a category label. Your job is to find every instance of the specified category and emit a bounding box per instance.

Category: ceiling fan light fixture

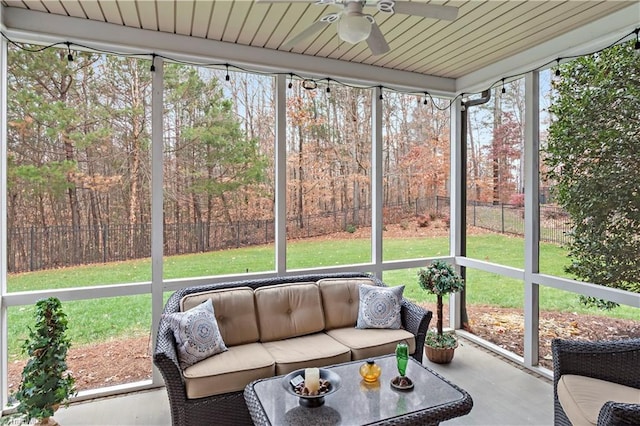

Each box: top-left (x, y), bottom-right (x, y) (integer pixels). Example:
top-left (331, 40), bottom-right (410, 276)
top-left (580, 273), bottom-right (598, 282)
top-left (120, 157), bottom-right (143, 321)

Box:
top-left (337, 14), bottom-right (371, 44)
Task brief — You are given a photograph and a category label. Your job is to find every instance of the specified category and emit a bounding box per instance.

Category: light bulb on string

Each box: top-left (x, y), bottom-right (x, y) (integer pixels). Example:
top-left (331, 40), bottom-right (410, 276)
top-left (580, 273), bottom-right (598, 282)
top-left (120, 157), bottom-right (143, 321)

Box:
top-left (288, 73), bottom-right (293, 89)
top-left (225, 64), bottom-right (230, 82)
top-left (501, 78), bottom-right (506, 94)
top-left (555, 59), bottom-right (561, 77)
top-left (65, 42), bottom-right (73, 62)
top-left (150, 54), bottom-right (156, 72)
top-left (423, 92), bottom-right (429, 105)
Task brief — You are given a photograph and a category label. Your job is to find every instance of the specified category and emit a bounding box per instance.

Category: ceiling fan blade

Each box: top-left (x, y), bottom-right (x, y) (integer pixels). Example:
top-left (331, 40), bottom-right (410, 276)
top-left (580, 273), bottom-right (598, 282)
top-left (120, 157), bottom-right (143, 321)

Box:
top-left (282, 19), bottom-right (333, 50)
top-left (366, 22), bottom-right (390, 56)
top-left (391, 1), bottom-right (458, 21)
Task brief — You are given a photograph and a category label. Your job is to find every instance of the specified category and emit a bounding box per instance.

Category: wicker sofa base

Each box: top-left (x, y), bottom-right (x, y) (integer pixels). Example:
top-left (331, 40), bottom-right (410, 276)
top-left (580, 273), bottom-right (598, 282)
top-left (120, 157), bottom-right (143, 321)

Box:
top-left (182, 391), bottom-right (252, 426)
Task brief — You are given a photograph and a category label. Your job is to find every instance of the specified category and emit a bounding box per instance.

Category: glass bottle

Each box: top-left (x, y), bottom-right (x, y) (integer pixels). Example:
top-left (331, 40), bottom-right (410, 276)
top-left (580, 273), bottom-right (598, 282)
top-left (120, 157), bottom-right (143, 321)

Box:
top-left (359, 359), bottom-right (382, 383)
top-left (396, 342), bottom-right (409, 377)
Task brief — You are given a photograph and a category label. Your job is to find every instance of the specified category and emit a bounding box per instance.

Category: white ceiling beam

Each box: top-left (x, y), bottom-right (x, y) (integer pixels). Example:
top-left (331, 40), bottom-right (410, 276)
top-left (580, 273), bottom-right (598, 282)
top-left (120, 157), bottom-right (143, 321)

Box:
top-left (456, 2), bottom-right (640, 95)
top-left (1, 6), bottom-right (456, 96)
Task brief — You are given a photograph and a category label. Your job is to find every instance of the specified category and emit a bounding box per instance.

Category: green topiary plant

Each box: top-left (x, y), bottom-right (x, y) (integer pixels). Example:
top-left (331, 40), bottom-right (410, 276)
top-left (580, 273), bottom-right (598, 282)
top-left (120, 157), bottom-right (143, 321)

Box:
top-left (14, 297), bottom-right (76, 425)
top-left (417, 260), bottom-right (465, 350)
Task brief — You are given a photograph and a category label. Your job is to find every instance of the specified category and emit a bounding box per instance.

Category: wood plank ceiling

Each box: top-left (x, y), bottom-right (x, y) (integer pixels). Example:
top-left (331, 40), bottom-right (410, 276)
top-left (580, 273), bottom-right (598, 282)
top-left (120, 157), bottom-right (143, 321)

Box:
top-left (1, 0), bottom-right (636, 80)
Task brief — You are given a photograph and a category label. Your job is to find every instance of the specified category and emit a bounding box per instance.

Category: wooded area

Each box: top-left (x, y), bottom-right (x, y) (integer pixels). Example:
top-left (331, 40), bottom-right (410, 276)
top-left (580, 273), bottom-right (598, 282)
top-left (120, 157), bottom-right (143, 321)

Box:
top-left (6, 46), bottom-right (531, 273)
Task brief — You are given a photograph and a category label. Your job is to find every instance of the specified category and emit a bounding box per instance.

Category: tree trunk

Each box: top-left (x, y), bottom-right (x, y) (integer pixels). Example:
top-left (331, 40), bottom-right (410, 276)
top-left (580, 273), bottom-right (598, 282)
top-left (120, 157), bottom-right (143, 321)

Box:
top-left (436, 294), bottom-right (444, 336)
top-left (297, 125), bottom-right (304, 229)
top-left (468, 109), bottom-right (481, 201)
top-left (492, 87), bottom-right (502, 204)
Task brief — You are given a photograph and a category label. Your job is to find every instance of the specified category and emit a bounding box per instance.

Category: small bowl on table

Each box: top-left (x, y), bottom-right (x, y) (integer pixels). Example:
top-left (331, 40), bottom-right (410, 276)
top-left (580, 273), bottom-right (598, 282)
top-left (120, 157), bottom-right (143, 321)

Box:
top-left (282, 368), bottom-right (342, 407)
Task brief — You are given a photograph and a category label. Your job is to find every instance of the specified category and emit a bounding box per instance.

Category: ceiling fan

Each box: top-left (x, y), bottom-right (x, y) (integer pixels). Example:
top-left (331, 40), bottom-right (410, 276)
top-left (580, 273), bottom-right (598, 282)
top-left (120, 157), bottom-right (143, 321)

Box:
top-left (259, 0), bottom-right (459, 56)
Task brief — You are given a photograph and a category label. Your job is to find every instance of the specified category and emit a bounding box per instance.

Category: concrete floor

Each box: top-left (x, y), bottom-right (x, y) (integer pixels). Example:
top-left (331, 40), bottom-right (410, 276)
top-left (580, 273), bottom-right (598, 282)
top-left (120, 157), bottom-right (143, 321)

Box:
top-left (52, 339), bottom-right (553, 425)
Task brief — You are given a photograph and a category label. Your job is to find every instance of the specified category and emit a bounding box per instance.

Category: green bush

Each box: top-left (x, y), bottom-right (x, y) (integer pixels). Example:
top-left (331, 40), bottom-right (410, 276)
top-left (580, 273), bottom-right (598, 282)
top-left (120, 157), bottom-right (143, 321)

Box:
top-left (14, 297), bottom-right (76, 424)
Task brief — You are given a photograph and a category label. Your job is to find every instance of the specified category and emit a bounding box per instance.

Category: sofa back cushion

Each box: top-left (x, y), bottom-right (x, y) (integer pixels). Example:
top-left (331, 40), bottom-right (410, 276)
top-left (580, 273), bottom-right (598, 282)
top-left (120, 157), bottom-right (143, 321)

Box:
top-left (318, 278), bottom-right (375, 330)
top-left (255, 282), bottom-right (325, 342)
top-left (180, 287), bottom-right (259, 346)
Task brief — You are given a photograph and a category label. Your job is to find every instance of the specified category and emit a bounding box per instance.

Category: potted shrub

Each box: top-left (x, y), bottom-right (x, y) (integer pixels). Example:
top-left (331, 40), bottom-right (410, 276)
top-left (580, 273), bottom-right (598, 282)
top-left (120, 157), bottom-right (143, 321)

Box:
top-left (417, 260), bottom-right (465, 364)
top-left (13, 297), bottom-right (76, 425)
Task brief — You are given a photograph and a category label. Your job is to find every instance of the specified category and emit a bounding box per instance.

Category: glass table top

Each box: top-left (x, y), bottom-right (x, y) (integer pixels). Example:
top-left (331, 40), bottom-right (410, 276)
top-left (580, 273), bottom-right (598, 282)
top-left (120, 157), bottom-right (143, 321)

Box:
top-left (250, 354), bottom-right (466, 425)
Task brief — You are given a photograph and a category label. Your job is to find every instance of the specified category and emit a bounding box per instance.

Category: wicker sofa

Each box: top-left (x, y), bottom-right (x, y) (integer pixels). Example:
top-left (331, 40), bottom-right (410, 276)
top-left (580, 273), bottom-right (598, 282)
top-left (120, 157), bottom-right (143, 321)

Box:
top-left (552, 338), bottom-right (640, 426)
top-left (153, 272), bottom-right (432, 426)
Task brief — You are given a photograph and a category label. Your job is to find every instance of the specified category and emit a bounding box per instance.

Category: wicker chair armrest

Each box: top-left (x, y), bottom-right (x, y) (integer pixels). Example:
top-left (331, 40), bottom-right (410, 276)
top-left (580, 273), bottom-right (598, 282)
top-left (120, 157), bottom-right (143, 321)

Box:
top-left (552, 338), bottom-right (640, 426)
top-left (401, 299), bottom-right (432, 363)
top-left (597, 402), bottom-right (640, 426)
top-left (552, 338), bottom-right (640, 389)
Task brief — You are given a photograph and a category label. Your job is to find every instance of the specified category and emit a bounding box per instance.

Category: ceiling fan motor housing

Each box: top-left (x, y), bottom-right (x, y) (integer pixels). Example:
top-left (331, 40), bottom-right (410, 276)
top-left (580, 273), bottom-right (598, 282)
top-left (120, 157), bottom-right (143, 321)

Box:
top-left (337, 2), bottom-right (372, 44)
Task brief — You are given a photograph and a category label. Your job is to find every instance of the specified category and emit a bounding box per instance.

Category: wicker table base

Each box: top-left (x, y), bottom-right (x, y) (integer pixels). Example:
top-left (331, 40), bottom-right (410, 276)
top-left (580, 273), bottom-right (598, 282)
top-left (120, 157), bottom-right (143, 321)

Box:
top-left (244, 354), bottom-right (473, 426)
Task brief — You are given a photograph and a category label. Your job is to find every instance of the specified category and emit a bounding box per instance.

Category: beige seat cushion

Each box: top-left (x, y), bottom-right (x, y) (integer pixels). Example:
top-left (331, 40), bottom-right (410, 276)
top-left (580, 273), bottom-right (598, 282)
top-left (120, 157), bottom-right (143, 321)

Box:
top-left (180, 287), bottom-right (259, 346)
top-left (557, 374), bottom-right (640, 426)
top-left (183, 342), bottom-right (275, 399)
top-left (326, 327), bottom-right (416, 361)
top-left (262, 333), bottom-right (351, 375)
top-left (255, 282), bottom-right (325, 342)
top-left (318, 278), bottom-right (375, 330)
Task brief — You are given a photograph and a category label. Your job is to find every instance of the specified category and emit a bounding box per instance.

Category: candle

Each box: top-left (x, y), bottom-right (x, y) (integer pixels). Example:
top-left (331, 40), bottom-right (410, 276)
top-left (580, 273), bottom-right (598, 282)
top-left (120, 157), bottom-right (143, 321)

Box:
top-left (305, 368), bottom-right (320, 394)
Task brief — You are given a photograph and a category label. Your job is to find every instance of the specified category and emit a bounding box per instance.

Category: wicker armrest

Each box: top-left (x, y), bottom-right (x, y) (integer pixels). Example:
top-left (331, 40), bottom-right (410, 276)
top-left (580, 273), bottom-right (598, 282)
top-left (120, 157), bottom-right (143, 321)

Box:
top-left (401, 299), bottom-right (432, 363)
top-left (552, 338), bottom-right (640, 387)
top-left (597, 402), bottom-right (640, 426)
top-left (552, 338), bottom-right (640, 426)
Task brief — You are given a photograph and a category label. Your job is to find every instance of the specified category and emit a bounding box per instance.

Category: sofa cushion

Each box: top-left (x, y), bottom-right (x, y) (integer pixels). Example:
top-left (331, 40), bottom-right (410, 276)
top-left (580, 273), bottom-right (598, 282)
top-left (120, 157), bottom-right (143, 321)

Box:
top-left (326, 327), bottom-right (416, 361)
top-left (557, 374), bottom-right (640, 425)
top-left (318, 278), bottom-right (375, 330)
top-left (255, 282), bottom-right (325, 342)
top-left (356, 284), bottom-right (404, 329)
top-left (180, 287), bottom-right (259, 346)
top-left (165, 299), bottom-right (228, 369)
top-left (262, 333), bottom-right (351, 375)
top-left (183, 342), bottom-right (275, 399)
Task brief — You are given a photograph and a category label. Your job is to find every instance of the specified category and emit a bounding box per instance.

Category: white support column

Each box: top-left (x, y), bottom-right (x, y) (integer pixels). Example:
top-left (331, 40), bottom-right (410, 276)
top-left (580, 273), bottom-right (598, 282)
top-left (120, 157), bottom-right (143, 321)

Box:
top-left (449, 98), bottom-right (463, 329)
top-left (523, 71), bottom-right (540, 366)
top-left (0, 23), bottom-right (9, 408)
top-left (371, 87), bottom-right (383, 278)
top-left (150, 55), bottom-right (165, 384)
top-left (275, 75), bottom-right (287, 274)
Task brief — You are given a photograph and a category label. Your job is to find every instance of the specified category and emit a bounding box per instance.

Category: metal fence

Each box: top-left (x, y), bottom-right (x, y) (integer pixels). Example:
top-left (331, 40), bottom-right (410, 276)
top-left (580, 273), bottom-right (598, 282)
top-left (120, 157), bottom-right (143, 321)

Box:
top-left (7, 197), bottom-right (570, 273)
top-left (467, 201), bottom-right (572, 246)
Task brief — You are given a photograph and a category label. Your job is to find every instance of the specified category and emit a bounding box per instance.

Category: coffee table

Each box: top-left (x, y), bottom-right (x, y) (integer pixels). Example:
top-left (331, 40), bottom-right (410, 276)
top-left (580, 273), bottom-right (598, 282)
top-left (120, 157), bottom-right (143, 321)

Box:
top-left (243, 354), bottom-right (473, 425)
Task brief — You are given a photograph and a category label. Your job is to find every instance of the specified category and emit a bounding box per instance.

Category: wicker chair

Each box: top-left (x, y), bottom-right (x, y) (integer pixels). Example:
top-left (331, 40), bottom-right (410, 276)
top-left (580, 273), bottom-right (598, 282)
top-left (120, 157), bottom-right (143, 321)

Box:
top-left (551, 338), bottom-right (640, 426)
top-left (153, 272), bottom-right (432, 426)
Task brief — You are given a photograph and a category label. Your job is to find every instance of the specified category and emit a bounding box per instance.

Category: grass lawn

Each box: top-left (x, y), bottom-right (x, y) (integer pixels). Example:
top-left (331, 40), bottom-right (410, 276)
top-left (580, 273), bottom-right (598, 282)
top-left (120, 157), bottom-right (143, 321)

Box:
top-left (6, 234), bottom-right (638, 359)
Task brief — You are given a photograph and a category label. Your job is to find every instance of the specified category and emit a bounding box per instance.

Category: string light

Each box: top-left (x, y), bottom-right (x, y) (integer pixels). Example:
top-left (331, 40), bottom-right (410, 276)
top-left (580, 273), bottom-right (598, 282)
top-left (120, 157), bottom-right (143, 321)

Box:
top-left (1, 26), bottom-right (636, 112)
top-left (65, 42), bottom-right (73, 62)
top-left (150, 54), bottom-right (156, 72)
top-left (555, 59), bottom-right (561, 77)
top-left (326, 78), bottom-right (331, 94)
top-left (423, 92), bottom-right (429, 105)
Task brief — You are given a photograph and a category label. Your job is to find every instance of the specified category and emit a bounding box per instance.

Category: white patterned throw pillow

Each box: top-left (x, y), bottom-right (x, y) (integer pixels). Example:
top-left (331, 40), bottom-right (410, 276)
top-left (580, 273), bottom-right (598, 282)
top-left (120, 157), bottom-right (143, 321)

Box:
top-left (356, 284), bottom-right (404, 329)
top-left (165, 299), bottom-right (228, 369)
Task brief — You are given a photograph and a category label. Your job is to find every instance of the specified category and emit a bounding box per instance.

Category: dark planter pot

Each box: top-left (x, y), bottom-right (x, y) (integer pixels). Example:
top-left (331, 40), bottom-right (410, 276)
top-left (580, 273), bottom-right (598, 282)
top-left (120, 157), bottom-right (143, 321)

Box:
top-left (425, 342), bottom-right (457, 364)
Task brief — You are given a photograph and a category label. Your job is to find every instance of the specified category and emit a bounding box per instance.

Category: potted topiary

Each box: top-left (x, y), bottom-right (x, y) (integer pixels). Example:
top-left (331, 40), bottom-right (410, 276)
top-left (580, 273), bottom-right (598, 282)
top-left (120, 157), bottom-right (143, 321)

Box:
top-left (417, 260), bottom-right (465, 364)
top-left (13, 297), bottom-right (76, 425)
